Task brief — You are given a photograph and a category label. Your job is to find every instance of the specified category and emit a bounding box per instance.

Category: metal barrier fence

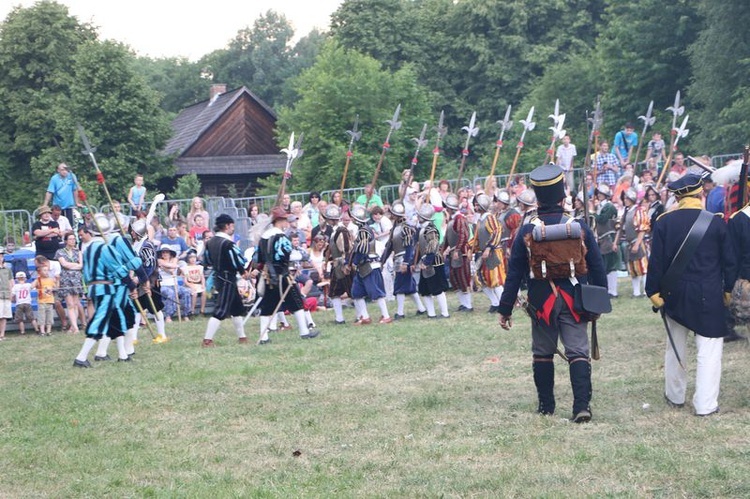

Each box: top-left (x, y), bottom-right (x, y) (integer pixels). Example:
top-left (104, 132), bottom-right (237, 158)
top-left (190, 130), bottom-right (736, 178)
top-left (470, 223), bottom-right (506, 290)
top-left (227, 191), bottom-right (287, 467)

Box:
top-left (320, 187), bottom-right (367, 205)
top-left (712, 153), bottom-right (742, 169)
top-left (0, 210), bottom-right (34, 245)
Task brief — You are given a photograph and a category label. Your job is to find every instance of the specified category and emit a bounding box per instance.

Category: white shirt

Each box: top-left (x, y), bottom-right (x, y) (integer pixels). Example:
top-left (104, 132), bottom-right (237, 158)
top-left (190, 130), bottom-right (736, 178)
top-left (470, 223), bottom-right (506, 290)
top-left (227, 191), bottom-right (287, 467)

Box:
top-left (556, 143), bottom-right (577, 171)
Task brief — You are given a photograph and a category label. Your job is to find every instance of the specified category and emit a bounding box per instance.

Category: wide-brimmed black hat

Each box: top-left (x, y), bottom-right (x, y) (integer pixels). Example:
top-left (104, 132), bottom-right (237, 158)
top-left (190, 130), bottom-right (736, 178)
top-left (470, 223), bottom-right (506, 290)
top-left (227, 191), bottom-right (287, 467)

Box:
top-left (215, 213), bottom-right (235, 226)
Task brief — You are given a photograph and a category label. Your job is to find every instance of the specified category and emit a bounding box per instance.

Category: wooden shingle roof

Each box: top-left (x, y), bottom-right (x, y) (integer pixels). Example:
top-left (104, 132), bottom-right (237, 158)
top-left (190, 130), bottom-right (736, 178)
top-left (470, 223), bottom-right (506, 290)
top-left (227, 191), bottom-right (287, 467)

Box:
top-left (164, 86), bottom-right (276, 156)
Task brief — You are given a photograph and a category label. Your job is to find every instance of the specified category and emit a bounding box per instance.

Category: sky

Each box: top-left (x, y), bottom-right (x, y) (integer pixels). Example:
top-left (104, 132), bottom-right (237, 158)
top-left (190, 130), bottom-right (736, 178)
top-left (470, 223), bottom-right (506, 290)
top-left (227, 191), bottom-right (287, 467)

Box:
top-left (0, 0), bottom-right (344, 60)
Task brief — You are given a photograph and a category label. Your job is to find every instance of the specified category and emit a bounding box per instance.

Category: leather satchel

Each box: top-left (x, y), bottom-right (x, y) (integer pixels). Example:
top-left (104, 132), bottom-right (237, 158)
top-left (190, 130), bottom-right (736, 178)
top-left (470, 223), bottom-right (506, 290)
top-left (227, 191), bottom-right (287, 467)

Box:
top-left (573, 283), bottom-right (612, 319)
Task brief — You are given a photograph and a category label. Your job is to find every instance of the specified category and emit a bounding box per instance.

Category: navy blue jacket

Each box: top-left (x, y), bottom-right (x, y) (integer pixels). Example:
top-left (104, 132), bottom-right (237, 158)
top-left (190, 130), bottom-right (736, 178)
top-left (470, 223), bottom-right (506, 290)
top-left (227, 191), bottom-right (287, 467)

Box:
top-left (645, 205), bottom-right (736, 337)
top-left (498, 205), bottom-right (606, 320)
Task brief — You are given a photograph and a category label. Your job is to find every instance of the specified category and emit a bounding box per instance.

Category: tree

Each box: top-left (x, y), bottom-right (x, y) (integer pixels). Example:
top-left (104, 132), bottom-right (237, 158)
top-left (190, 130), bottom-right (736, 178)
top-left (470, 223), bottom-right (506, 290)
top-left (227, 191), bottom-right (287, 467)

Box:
top-left (132, 56), bottom-right (211, 114)
top-left (596, 0), bottom-right (701, 141)
top-left (0, 0), bottom-right (95, 209)
top-left (689, 0), bottom-right (750, 154)
top-left (270, 41), bottom-right (434, 195)
top-left (32, 40), bottom-right (173, 207)
top-left (205, 10), bottom-right (296, 108)
top-left (172, 173), bottom-right (202, 200)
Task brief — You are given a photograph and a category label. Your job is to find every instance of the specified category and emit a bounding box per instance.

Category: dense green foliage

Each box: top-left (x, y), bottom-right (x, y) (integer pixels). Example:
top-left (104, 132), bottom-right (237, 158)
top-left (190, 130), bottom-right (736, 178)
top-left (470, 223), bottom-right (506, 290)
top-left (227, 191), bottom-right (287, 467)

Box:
top-left (272, 41), bottom-right (434, 194)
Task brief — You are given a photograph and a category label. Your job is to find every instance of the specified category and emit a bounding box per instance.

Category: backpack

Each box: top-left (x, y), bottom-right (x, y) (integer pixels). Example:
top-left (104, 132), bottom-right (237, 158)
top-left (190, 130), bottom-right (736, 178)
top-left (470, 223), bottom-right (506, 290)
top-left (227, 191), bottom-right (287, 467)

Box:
top-left (524, 215), bottom-right (588, 280)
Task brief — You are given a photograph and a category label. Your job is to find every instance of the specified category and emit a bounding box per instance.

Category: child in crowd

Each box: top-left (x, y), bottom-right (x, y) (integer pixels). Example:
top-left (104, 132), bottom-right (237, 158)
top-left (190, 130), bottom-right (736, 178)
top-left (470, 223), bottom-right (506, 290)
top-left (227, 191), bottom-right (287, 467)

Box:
top-left (32, 263), bottom-right (56, 336)
top-left (181, 252), bottom-right (207, 315)
top-left (188, 214), bottom-right (208, 252)
top-left (12, 272), bottom-right (38, 335)
top-left (128, 174), bottom-right (147, 212)
top-left (0, 248), bottom-right (12, 340)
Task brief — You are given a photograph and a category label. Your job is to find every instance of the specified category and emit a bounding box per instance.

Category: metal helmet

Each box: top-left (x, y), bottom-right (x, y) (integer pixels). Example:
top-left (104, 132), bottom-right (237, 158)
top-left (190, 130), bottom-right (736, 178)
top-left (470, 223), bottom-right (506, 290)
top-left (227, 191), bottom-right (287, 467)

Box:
top-left (443, 193), bottom-right (460, 211)
top-left (474, 193), bottom-right (492, 212)
top-left (494, 189), bottom-right (511, 205)
top-left (417, 203), bottom-right (435, 221)
top-left (516, 189), bottom-right (537, 207)
top-left (390, 200), bottom-right (406, 218)
top-left (324, 204), bottom-right (342, 221)
top-left (350, 204), bottom-right (369, 224)
top-left (89, 214), bottom-right (113, 236)
top-left (622, 188), bottom-right (638, 203)
top-left (595, 183), bottom-right (612, 198)
top-left (131, 219), bottom-right (148, 239)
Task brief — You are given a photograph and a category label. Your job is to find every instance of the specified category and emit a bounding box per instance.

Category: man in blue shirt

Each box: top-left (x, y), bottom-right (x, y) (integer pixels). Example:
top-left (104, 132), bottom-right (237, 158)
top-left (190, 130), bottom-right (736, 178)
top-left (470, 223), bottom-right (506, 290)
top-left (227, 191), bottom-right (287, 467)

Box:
top-left (613, 123), bottom-right (638, 166)
top-left (161, 225), bottom-right (189, 260)
top-left (43, 163), bottom-right (79, 228)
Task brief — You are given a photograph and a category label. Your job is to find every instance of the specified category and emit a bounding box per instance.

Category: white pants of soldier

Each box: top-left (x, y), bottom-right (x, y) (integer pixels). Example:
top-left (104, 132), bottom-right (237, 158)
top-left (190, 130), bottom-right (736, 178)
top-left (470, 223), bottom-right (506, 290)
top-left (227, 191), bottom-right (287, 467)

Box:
top-left (631, 275), bottom-right (645, 297)
top-left (456, 290), bottom-right (473, 310)
top-left (422, 292), bottom-right (449, 318)
top-left (204, 316), bottom-right (247, 342)
top-left (260, 310), bottom-right (311, 342)
top-left (606, 272), bottom-right (619, 296)
top-left (396, 293), bottom-right (426, 315)
top-left (353, 297), bottom-right (390, 320)
top-left (664, 315), bottom-right (723, 416)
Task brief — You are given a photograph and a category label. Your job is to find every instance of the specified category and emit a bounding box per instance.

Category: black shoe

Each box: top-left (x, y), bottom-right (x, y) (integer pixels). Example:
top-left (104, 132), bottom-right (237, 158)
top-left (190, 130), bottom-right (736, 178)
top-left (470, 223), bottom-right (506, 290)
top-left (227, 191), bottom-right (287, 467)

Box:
top-left (416, 310), bottom-right (427, 316)
top-left (94, 355), bottom-right (111, 361)
top-left (724, 331), bottom-right (748, 343)
top-left (664, 394), bottom-right (685, 409)
top-left (73, 359), bottom-right (92, 368)
top-left (117, 357), bottom-right (133, 362)
top-left (335, 320), bottom-right (346, 325)
top-left (394, 314), bottom-right (405, 320)
top-left (457, 305), bottom-right (467, 311)
top-left (302, 330), bottom-right (320, 339)
top-left (259, 338), bottom-right (272, 345)
top-left (487, 305), bottom-right (499, 313)
top-left (459, 307), bottom-right (474, 313)
top-left (571, 409), bottom-right (592, 423)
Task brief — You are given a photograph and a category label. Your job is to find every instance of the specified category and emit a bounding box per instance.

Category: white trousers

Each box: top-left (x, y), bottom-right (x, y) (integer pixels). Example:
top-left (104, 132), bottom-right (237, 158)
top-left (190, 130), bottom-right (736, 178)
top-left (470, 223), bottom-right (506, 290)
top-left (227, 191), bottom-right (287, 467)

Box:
top-left (664, 315), bottom-right (723, 415)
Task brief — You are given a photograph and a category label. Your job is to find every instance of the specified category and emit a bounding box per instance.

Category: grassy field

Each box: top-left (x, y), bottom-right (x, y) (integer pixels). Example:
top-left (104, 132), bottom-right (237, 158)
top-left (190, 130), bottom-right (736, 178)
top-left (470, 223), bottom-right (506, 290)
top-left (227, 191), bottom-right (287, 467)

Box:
top-left (1, 285), bottom-right (749, 498)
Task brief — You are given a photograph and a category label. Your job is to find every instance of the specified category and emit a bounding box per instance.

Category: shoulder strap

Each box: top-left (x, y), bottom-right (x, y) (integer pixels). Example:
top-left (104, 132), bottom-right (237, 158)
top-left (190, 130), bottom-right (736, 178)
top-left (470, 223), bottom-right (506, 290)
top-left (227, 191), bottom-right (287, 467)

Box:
top-left (659, 210), bottom-right (714, 295)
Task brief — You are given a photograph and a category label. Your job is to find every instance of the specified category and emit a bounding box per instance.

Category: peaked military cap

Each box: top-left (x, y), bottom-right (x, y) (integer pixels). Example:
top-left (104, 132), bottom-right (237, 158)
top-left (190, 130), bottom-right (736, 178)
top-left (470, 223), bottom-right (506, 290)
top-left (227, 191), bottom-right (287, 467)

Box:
top-left (529, 163), bottom-right (566, 206)
top-left (667, 173), bottom-right (703, 198)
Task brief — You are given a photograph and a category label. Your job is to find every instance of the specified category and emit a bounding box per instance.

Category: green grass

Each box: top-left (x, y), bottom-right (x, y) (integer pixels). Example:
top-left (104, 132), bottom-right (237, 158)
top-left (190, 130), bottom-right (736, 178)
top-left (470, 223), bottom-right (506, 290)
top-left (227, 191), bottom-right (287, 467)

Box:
top-left (1, 283), bottom-right (749, 497)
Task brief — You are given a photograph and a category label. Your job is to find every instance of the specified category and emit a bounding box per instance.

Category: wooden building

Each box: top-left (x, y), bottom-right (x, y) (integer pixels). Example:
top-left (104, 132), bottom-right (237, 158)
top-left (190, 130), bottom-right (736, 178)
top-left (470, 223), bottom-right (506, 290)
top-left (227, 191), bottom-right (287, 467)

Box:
top-left (163, 84), bottom-right (284, 197)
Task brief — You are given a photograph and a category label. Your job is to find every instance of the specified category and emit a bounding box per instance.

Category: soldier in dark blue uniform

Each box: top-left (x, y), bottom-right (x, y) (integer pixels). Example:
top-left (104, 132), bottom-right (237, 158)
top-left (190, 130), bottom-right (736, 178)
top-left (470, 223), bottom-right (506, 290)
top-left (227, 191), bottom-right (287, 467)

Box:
top-left (498, 164), bottom-right (606, 423)
top-left (646, 174), bottom-right (737, 416)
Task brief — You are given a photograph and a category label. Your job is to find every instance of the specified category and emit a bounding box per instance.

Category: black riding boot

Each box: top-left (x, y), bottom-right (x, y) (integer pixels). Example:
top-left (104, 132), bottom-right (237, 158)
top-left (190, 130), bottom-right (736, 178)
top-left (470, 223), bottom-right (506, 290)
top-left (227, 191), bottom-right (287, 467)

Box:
top-left (569, 358), bottom-right (592, 423)
top-left (533, 356), bottom-right (555, 415)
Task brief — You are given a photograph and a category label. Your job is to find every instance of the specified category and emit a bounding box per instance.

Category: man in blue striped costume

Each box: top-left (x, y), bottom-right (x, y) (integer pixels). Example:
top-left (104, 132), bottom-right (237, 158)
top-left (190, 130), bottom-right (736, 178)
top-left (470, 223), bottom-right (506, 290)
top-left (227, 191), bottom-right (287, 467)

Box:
top-left (73, 215), bottom-right (144, 367)
top-left (202, 214), bottom-right (250, 347)
top-left (254, 207), bottom-right (320, 343)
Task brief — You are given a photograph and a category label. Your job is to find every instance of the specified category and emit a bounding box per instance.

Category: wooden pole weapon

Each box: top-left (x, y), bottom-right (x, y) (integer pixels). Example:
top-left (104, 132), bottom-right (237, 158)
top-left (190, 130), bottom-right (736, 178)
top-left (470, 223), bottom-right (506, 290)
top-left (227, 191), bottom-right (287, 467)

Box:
top-left (655, 91), bottom-right (685, 188)
top-left (485, 105), bottom-right (513, 193)
top-left (276, 132), bottom-right (304, 207)
top-left (426, 110), bottom-right (448, 200)
top-left (544, 99), bottom-right (565, 164)
top-left (582, 97), bottom-right (603, 226)
top-left (455, 111), bottom-right (479, 189)
top-left (366, 104), bottom-right (402, 207)
top-left (632, 100), bottom-right (655, 172)
top-left (339, 115), bottom-right (361, 202)
top-left (656, 114), bottom-right (689, 189)
top-left (402, 123), bottom-right (428, 199)
top-left (77, 125), bottom-right (156, 338)
top-left (506, 106), bottom-right (535, 189)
